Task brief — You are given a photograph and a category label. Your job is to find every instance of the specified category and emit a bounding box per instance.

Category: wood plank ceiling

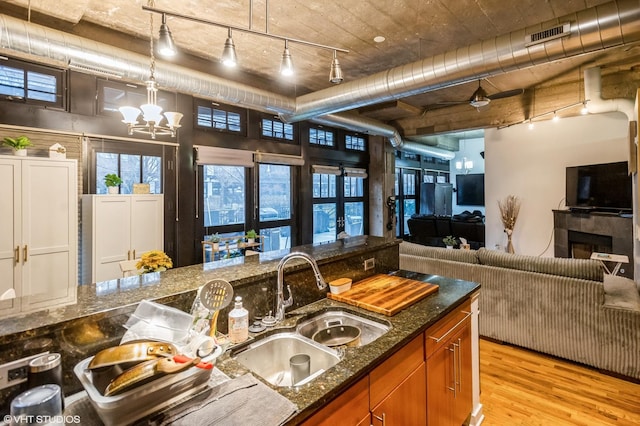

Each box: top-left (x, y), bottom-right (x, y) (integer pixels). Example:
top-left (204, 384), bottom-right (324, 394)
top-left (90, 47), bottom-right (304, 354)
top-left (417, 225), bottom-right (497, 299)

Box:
top-left (2, 0), bottom-right (639, 148)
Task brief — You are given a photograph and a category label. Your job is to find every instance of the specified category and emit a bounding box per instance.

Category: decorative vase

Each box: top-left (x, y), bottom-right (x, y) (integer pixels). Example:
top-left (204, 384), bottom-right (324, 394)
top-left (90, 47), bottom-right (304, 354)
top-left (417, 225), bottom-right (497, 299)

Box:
top-left (247, 238), bottom-right (255, 245)
top-left (446, 245), bottom-right (453, 250)
top-left (107, 186), bottom-right (119, 194)
top-left (14, 149), bottom-right (27, 157)
top-left (212, 242), bottom-right (219, 251)
top-left (505, 229), bottom-right (515, 254)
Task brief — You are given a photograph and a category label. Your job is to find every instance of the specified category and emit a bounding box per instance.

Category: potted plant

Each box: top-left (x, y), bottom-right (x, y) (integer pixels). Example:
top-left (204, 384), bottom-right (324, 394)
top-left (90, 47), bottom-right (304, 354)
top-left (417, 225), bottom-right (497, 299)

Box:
top-left (3, 136), bottom-right (32, 156)
top-left (236, 237), bottom-right (245, 248)
top-left (104, 173), bottom-right (123, 194)
top-left (443, 235), bottom-right (457, 249)
top-left (246, 229), bottom-right (257, 244)
top-left (210, 233), bottom-right (220, 250)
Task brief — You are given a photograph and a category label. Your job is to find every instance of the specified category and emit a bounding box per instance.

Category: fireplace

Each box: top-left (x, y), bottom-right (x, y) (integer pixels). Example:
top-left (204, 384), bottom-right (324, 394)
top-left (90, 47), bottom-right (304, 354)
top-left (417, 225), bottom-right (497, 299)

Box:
top-left (553, 210), bottom-right (633, 279)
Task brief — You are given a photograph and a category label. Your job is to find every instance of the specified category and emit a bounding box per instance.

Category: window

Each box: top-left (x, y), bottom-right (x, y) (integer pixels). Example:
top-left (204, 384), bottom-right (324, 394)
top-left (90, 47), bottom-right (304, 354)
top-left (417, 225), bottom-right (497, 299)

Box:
top-left (309, 127), bottom-right (335, 147)
top-left (345, 134), bottom-right (366, 151)
top-left (203, 166), bottom-right (246, 227)
top-left (0, 59), bottom-right (63, 107)
top-left (395, 168), bottom-right (418, 237)
top-left (194, 100), bottom-right (245, 134)
top-left (261, 118), bottom-right (294, 142)
top-left (258, 164), bottom-right (293, 251)
top-left (98, 79), bottom-right (174, 116)
top-left (96, 153), bottom-right (162, 194)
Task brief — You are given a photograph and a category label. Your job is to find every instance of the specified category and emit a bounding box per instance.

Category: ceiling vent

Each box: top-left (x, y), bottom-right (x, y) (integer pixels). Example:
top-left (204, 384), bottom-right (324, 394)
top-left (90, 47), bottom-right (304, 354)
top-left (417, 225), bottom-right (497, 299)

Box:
top-left (525, 22), bottom-right (571, 47)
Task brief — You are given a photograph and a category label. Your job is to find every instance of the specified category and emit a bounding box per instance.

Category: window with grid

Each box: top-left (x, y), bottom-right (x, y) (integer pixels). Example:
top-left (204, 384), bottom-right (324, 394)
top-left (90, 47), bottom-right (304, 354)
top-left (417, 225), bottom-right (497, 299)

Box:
top-left (309, 127), bottom-right (335, 147)
top-left (0, 59), bottom-right (63, 107)
top-left (98, 79), bottom-right (174, 117)
top-left (345, 134), bottom-right (366, 151)
top-left (261, 118), bottom-right (294, 142)
top-left (197, 106), bottom-right (242, 132)
top-left (96, 153), bottom-right (162, 194)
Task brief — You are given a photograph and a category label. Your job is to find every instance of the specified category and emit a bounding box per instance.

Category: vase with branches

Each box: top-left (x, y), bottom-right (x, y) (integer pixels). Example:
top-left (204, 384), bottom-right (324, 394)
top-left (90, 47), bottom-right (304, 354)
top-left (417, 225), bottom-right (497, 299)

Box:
top-left (498, 195), bottom-right (521, 254)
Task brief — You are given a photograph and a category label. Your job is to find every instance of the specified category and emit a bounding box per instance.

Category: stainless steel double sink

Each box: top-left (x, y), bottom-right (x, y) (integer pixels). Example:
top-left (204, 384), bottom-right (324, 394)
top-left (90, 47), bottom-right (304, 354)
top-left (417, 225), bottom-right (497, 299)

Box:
top-left (231, 307), bottom-right (390, 387)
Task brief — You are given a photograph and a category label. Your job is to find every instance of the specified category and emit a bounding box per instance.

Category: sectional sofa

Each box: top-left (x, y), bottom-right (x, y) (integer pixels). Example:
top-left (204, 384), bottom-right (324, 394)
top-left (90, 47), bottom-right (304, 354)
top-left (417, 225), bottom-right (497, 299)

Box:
top-left (399, 241), bottom-right (640, 380)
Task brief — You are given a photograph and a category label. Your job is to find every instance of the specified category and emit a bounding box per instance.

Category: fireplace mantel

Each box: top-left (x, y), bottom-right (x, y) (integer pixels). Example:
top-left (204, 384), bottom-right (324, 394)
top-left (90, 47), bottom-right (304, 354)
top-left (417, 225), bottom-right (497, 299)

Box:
top-left (553, 210), bottom-right (633, 279)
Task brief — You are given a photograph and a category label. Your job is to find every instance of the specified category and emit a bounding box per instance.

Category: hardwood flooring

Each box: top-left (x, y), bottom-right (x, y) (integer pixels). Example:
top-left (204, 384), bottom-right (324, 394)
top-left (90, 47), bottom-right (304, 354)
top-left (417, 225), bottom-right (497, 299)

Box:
top-left (479, 339), bottom-right (640, 425)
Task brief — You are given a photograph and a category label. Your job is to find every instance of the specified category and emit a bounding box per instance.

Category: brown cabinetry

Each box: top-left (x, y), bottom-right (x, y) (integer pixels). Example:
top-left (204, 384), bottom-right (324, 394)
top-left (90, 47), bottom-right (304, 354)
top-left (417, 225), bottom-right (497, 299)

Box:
top-left (425, 299), bottom-right (472, 426)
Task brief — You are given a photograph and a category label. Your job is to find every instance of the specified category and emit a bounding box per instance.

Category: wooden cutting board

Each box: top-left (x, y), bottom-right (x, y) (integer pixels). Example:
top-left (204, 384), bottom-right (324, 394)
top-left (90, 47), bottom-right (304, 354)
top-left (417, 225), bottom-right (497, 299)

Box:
top-left (327, 274), bottom-right (439, 316)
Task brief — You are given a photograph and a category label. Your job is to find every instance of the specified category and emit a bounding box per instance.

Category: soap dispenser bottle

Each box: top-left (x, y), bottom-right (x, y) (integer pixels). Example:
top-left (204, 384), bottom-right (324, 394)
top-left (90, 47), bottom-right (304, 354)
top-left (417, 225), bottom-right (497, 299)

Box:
top-left (228, 296), bottom-right (249, 343)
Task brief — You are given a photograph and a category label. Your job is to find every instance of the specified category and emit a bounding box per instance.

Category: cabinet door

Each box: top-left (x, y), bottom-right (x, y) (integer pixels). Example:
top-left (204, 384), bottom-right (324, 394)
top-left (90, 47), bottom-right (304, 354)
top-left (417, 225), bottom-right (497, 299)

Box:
top-left (427, 339), bottom-right (455, 426)
top-left (451, 320), bottom-right (472, 426)
top-left (21, 160), bottom-right (77, 310)
top-left (371, 363), bottom-right (426, 426)
top-left (0, 159), bottom-right (21, 316)
top-left (94, 196), bottom-right (132, 282)
top-left (130, 195), bottom-right (164, 258)
top-left (301, 376), bottom-right (369, 426)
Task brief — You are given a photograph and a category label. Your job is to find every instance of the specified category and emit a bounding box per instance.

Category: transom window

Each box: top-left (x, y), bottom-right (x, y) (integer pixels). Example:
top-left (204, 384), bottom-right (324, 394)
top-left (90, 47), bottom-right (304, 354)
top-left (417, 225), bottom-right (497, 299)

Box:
top-left (261, 118), bottom-right (294, 141)
top-left (98, 79), bottom-right (174, 116)
top-left (345, 134), bottom-right (366, 151)
top-left (194, 100), bottom-right (245, 134)
top-left (309, 127), bottom-right (335, 147)
top-left (0, 59), bottom-right (63, 107)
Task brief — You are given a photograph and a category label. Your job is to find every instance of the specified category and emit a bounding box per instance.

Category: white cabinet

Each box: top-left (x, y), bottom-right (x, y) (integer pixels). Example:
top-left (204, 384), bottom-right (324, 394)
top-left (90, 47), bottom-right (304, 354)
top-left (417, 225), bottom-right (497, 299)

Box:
top-left (82, 194), bottom-right (164, 283)
top-left (0, 156), bottom-right (78, 317)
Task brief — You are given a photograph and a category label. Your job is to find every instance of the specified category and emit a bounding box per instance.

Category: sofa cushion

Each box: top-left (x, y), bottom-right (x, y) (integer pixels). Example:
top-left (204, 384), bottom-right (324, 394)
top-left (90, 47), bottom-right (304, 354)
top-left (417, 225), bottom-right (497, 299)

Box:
top-left (603, 275), bottom-right (640, 311)
top-left (476, 247), bottom-right (603, 282)
top-left (399, 241), bottom-right (479, 264)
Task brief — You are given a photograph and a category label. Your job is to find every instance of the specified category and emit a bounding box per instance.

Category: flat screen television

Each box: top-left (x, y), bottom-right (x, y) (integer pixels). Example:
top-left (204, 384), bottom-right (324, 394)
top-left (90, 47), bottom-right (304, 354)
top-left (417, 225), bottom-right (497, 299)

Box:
top-left (565, 161), bottom-right (632, 212)
top-left (456, 173), bottom-right (485, 206)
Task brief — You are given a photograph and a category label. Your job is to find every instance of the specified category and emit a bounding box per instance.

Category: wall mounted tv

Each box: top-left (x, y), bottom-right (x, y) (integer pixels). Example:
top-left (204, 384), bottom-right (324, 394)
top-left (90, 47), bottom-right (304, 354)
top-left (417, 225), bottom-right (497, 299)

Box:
top-left (456, 173), bottom-right (485, 206)
top-left (565, 161), bottom-right (632, 212)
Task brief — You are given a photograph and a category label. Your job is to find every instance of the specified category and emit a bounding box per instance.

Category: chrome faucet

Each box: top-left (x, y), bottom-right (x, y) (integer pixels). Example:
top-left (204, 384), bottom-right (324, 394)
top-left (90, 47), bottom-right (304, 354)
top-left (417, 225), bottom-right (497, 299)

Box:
top-left (263, 252), bottom-right (328, 325)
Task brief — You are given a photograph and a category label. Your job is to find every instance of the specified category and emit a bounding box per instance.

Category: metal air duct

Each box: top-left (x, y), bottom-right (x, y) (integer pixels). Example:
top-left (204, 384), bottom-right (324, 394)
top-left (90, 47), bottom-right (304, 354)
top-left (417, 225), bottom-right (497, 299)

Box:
top-left (280, 0), bottom-right (640, 122)
top-left (584, 67), bottom-right (635, 120)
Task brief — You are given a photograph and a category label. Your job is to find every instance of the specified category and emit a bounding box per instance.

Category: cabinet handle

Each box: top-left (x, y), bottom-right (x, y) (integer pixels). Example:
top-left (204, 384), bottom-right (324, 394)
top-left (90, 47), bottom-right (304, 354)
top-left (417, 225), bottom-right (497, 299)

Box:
top-left (133, 249), bottom-right (136, 259)
top-left (14, 246), bottom-right (20, 263)
top-left (448, 346), bottom-right (456, 397)
top-left (128, 250), bottom-right (131, 260)
top-left (23, 245), bottom-right (28, 262)
top-left (456, 337), bottom-right (463, 392)
top-left (372, 412), bottom-right (386, 426)
top-left (453, 340), bottom-right (461, 393)
top-left (427, 311), bottom-right (472, 343)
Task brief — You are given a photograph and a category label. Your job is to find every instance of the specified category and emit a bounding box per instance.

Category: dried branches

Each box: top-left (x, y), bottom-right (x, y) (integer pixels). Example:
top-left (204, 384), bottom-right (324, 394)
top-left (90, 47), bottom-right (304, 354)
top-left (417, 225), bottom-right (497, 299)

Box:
top-left (498, 195), bottom-right (521, 231)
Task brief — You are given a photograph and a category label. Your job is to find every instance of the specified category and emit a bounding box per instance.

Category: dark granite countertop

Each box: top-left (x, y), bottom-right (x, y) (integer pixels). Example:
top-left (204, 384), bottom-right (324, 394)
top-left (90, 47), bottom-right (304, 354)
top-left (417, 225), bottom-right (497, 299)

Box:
top-left (213, 270), bottom-right (480, 425)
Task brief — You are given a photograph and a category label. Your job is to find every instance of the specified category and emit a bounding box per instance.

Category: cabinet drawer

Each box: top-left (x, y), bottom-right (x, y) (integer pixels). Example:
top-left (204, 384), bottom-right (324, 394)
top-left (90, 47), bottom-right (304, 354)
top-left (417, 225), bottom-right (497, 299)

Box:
top-left (370, 333), bottom-right (424, 408)
top-left (425, 299), bottom-right (471, 359)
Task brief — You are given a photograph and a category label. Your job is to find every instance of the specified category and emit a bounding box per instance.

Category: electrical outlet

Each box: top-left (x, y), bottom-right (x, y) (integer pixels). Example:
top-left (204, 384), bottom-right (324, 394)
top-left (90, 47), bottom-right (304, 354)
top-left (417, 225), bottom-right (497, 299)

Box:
top-left (0, 352), bottom-right (48, 391)
top-left (364, 258), bottom-right (375, 271)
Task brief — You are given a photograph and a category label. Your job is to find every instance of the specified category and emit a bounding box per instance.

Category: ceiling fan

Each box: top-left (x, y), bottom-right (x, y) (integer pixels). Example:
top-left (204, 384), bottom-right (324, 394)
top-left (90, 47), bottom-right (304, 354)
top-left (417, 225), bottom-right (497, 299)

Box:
top-left (437, 79), bottom-right (524, 109)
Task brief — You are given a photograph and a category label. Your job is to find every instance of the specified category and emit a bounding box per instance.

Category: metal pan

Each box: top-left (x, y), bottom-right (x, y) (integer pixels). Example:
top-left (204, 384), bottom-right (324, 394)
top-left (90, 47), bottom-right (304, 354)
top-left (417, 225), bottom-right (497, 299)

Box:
top-left (312, 325), bottom-right (361, 347)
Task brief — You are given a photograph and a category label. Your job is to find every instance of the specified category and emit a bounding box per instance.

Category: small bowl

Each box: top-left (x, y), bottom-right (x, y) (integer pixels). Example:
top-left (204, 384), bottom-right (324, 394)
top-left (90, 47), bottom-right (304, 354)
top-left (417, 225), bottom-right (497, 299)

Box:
top-left (329, 278), bottom-right (352, 294)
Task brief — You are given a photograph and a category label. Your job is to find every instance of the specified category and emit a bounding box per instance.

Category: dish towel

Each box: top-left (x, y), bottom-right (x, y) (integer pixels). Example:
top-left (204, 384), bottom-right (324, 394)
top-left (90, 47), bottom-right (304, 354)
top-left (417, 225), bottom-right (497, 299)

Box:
top-left (154, 373), bottom-right (298, 426)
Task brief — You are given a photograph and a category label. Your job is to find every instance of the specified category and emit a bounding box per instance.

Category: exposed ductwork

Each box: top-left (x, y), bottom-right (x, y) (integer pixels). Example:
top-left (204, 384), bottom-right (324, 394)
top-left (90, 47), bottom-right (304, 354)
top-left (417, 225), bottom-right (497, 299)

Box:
top-left (280, 0), bottom-right (640, 122)
top-left (584, 67), bottom-right (635, 120)
top-left (0, 0), bottom-right (639, 159)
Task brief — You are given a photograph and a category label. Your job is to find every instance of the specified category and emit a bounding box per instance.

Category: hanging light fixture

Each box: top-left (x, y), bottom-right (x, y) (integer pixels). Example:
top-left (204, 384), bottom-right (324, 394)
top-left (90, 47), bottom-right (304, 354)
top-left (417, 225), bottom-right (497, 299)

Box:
top-left (221, 28), bottom-right (238, 67)
top-left (119, 6), bottom-right (183, 139)
top-left (157, 14), bottom-right (176, 57)
top-left (280, 40), bottom-right (294, 76)
top-left (329, 50), bottom-right (343, 84)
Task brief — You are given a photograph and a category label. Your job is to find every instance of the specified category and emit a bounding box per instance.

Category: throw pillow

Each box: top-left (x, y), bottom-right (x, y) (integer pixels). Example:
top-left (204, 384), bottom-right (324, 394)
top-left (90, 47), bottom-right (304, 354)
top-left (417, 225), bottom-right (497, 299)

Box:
top-left (603, 275), bottom-right (640, 311)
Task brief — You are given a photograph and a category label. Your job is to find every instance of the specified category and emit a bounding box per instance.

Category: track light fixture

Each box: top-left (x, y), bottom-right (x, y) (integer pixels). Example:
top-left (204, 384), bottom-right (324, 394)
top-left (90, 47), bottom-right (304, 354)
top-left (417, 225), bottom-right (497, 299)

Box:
top-left (581, 101), bottom-right (589, 115)
top-left (329, 50), bottom-right (343, 84)
top-left (221, 28), bottom-right (238, 67)
top-left (500, 100), bottom-right (591, 131)
top-left (157, 14), bottom-right (176, 57)
top-left (143, 5), bottom-right (348, 82)
top-left (280, 40), bottom-right (294, 76)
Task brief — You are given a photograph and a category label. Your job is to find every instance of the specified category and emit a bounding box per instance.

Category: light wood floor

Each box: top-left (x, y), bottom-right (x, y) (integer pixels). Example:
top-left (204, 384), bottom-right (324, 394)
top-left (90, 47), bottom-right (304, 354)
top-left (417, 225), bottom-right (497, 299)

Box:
top-left (479, 339), bottom-right (640, 425)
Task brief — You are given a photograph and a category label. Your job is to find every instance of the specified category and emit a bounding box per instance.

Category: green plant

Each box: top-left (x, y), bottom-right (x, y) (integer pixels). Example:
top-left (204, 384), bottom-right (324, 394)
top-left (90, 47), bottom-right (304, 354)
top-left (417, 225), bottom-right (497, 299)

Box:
top-left (104, 173), bottom-right (123, 187)
top-left (246, 229), bottom-right (257, 239)
top-left (3, 136), bottom-right (32, 150)
top-left (443, 235), bottom-right (457, 247)
top-left (210, 232), bottom-right (220, 243)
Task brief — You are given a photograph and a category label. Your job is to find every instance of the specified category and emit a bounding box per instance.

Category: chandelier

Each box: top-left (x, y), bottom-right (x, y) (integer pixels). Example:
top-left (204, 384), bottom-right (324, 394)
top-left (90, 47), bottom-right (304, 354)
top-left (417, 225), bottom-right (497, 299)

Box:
top-left (119, 3), bottom-right (183, 139)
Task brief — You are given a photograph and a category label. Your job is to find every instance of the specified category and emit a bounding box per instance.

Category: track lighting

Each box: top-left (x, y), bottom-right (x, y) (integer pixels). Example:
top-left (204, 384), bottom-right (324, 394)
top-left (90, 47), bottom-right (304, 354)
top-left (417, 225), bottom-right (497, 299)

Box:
top-left (280, 40), bottom-right (294, 76)
top-left (552, 112), bottom-right (560, 122)
top-left (528, 119), bottom-right (534, 130)
top-left (143, 5), bottom-right (348, 83)
top-left (221, 28), bottom-right (238, 67)
top-left (157, 14), bottom-right (176, 57)
top-left (329, 50), bottom-right (343, 84)
top-left (581, 101), bottom-right (589, 115)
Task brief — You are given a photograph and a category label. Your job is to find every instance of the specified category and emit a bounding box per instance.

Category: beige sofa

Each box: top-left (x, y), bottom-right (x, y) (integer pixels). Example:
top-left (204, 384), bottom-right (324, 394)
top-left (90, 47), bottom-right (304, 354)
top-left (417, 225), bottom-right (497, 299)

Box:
top-left (399, 241), bottom-right (640, 380)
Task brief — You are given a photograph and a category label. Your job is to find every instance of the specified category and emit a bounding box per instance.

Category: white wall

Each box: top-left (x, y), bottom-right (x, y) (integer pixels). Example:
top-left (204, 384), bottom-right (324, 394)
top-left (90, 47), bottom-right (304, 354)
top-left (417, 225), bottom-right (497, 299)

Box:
top-left (484, 112), bottom-right (630, 256)
top-left (451, 137), bottom-right (486, 216)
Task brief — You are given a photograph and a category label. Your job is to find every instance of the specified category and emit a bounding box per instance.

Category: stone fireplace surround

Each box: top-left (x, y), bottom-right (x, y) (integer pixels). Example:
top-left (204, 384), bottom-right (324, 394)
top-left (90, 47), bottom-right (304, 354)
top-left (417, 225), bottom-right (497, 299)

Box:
top-left (553, 210), bottom-right (633, 279)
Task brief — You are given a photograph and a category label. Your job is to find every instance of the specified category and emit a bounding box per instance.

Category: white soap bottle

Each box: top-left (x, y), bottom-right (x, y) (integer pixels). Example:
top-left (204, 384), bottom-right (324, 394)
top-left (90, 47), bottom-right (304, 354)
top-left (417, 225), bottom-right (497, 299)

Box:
top-left (228, 296), bottom-right (249, 343)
